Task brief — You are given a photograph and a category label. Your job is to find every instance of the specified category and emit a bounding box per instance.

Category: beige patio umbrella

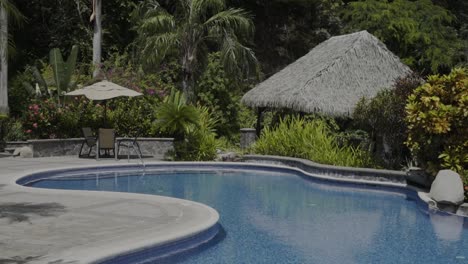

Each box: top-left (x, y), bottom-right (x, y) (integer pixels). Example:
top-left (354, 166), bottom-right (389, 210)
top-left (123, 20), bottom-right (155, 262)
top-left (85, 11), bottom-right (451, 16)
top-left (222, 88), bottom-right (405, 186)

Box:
top-left (65, 80), bottom-right (142, 126)
top-left (66, 80), bottom-right (142, 100)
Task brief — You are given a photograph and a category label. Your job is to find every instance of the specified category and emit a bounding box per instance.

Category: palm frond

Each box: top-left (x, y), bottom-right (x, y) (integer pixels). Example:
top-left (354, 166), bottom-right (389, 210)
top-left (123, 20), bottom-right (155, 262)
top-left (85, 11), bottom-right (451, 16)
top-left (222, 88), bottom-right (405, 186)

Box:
top-left (140, 32), bottom-right (180, 65)
top-left (7, 33), bottom-right (15, 58)
top-left (204, 8), bottom-right (254, 39)
top-left (0, 0), bottom-right (25, 25)
top-left (219, 33), bottom-right (258, 78)
top-left (140, 13), bottom-right (176, 34)
top-left (131, 0), bottom-right (161, 21)
top-left (190, 0), bottom-right (226, 23)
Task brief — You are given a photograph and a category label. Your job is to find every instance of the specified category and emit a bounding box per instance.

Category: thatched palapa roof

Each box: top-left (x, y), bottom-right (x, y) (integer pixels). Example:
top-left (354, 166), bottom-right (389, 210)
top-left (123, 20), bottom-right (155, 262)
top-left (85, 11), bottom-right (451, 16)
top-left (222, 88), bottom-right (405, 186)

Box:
top-left (242, 31), bottom-right (412, 116)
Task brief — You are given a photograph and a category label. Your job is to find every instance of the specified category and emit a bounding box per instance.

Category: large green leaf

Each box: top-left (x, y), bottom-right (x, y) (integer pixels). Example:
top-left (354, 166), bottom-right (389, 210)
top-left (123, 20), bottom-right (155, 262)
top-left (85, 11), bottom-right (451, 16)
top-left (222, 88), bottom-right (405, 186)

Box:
top-left (49, 45), bottom-right (79, 95)
top-left (49, 48), bottom-right (65, 94)
top-left (64, 45), bottom-right (78, 92)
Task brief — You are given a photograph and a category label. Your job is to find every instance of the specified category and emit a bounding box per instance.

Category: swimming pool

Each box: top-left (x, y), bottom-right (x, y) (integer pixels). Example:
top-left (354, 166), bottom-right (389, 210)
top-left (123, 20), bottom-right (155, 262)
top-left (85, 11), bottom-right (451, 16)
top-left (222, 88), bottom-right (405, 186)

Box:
top-left (21, 164), bottom-right (468, 264)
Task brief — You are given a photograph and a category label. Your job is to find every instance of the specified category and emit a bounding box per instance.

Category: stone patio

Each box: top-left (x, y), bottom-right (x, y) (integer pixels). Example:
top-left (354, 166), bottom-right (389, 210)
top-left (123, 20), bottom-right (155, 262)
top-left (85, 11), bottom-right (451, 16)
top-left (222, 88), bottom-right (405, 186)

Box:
top-left (0, 156), bottom-right (219, 264)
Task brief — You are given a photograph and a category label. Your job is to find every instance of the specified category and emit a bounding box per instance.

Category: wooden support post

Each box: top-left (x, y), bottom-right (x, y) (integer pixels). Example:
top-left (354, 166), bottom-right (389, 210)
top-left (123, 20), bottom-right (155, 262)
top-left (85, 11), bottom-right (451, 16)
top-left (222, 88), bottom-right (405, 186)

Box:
top-left (255, 107), bottom-right (265, 137)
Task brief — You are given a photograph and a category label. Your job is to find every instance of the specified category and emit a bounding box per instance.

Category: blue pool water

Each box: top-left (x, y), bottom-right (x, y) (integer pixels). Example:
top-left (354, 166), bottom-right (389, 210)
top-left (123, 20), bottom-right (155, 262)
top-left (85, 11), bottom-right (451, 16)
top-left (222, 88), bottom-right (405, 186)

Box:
top-left (24, 166), bottom-right (468, 264)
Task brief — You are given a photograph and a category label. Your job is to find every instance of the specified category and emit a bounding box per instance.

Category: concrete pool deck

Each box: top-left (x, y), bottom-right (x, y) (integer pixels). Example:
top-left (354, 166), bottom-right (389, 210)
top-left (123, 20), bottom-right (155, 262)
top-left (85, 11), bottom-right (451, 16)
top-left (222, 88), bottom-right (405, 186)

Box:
top-left (0, 157), bottom-right (219, 264)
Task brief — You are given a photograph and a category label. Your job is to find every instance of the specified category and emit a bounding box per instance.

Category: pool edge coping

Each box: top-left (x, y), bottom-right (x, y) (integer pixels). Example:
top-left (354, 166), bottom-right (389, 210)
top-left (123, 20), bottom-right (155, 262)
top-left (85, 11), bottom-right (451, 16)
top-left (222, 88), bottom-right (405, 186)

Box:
top-left (10, 159), bottom-right (460, 263)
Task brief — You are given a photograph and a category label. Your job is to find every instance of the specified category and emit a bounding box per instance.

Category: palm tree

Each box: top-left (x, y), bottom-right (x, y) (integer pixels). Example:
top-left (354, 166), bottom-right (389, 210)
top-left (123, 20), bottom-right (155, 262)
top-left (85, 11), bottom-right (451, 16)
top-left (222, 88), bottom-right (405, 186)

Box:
top-left (133, 0), bottom-right (257, 101)
top-left (90, 0), bottom-right (102, 78)
top-left (0, 0), bottom-right (23, 114)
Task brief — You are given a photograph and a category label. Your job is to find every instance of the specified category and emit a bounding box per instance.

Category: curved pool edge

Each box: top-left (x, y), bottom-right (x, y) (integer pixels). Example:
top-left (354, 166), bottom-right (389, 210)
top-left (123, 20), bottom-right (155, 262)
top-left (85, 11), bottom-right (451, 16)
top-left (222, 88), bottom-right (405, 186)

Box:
top-left (241, 155), bottom-right (468, 217)
top-left (9, 160), bottom-right (464, 263)
top-left (5, 162), bottom-right (220, 264)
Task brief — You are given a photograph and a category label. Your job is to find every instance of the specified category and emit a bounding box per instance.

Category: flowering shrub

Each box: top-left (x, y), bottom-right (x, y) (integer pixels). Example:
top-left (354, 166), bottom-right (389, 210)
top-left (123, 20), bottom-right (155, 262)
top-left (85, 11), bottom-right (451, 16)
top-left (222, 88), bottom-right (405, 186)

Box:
top-left (23, 98), bottom-right (102, 139)
top-left (22, 95), bottom-right (163, 139)
top-left (24, 100), bottom-right (61, 139)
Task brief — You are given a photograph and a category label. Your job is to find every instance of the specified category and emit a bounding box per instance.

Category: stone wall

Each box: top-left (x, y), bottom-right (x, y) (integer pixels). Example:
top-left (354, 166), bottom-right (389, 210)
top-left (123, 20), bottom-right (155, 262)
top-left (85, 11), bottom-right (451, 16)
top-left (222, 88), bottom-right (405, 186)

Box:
top-left (6, 138), bottom-right (174, 159)
top-left (128, 138), bottom-right (174, 159)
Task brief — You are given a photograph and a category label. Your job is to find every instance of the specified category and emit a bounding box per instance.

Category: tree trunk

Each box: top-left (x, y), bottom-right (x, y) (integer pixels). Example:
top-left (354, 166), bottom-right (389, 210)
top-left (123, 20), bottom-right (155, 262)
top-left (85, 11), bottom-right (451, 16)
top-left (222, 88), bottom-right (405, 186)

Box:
top-left (181, 54), bottom-right (195, 103)
top-left (92, 0), bottom-right (102, 78)
top-left (0, 5), bottom-right (8, 114)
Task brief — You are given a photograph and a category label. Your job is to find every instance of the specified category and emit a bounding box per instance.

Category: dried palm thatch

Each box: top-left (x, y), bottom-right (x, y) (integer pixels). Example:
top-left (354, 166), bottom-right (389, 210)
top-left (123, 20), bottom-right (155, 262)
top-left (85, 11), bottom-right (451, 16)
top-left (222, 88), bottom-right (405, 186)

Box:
top-left (242, 31), bottom-right (412, 116)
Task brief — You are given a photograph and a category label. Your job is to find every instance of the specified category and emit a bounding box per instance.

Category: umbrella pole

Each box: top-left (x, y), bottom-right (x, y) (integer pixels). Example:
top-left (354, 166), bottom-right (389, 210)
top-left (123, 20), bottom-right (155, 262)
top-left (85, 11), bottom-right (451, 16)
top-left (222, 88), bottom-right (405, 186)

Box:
top-left (103, 101), bottom-right (107, 128)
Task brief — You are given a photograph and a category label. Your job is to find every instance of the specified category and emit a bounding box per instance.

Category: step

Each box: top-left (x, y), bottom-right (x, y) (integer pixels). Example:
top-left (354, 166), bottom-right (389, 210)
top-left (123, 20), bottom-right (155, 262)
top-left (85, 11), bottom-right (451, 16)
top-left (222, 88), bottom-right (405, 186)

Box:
top-left (0, 152), bottom-right (12, 158)
top-left (5, 147), bottom-right (16, 154)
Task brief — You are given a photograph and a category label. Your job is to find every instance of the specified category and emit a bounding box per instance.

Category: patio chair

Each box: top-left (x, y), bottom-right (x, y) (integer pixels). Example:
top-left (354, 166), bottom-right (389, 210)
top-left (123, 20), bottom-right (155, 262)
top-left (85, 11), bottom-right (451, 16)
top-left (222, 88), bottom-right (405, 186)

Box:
top-left (79, 127), bottom-right (96, 157)
top-left (117, 136), bottom-right (143, 161)
top-left (97, 128), bottom-right (117, 160)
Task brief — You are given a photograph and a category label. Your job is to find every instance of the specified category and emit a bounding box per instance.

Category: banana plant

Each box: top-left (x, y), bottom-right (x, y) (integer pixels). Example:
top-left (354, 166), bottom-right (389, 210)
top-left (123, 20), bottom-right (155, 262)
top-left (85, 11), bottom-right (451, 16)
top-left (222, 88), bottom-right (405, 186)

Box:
top-left (49, 45), bottom-right (78, 98)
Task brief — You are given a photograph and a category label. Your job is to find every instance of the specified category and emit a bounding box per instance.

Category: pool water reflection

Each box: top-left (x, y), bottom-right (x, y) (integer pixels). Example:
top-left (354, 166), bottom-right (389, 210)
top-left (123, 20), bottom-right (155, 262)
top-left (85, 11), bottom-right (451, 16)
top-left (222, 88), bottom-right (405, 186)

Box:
top-left (27, 168), bottom-right (468, 264)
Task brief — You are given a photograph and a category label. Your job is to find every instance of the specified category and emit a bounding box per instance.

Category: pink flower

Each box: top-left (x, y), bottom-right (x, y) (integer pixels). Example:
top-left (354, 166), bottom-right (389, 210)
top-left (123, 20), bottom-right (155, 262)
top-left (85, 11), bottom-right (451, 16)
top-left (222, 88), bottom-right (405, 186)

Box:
top-left (33, 104), bottom-right (39, 111)
top-left (26, 129), bottom-right (32, 133)
top-left (33, 123), bottom-right (38, 128)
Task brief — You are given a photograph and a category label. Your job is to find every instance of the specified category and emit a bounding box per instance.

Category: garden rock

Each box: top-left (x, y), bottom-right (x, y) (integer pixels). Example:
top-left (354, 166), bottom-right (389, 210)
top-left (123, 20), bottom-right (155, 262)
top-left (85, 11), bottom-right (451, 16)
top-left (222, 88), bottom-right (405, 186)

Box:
top-left (406, 167), bottom-right (431, 188)
top-left (18, 147), bottom-right (33, 158)
top-left (12, 148), bottom-right (21, 156)
top-left (429, 170), bottom-right (464, 207)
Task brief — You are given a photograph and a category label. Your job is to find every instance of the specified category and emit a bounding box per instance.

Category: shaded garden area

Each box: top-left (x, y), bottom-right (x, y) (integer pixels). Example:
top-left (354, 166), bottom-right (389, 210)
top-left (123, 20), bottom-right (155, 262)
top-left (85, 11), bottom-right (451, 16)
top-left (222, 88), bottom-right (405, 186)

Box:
top-left (0, 0), bottom-right (466, 188)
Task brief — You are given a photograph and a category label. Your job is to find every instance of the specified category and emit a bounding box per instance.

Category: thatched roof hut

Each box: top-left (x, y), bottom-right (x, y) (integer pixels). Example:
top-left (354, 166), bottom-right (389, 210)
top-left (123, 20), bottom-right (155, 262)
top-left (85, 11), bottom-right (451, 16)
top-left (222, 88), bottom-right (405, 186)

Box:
top-left (242, 30), bottom-right (412, 116)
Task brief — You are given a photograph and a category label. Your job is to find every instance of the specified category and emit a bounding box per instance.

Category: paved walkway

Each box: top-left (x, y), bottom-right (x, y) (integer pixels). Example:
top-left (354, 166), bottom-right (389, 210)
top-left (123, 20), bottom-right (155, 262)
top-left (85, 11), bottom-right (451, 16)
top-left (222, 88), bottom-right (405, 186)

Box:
top-left (0, 157), bottom-right (219, 264)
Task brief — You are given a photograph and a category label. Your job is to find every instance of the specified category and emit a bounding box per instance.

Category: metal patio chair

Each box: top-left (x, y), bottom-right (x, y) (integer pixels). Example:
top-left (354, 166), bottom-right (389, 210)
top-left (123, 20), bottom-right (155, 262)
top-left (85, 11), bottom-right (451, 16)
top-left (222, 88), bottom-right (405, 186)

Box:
top-left (79, 127), bottom-right (97, 157)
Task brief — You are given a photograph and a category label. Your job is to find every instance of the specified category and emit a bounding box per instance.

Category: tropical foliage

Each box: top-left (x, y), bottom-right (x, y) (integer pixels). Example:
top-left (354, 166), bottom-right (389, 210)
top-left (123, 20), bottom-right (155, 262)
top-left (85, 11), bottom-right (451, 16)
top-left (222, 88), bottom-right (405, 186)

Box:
top-left (155, 88), bottom-right (218, 161)
top-left (342, 0), bottom-right (464, 73)
top-left (132, 0), bottom-right (257, 100)
top-left (353, 73), bottom-right (422, 168)
top-left (155, 88), bottom-right (199, 140)
top-left (3, 0), bottom-right (467, 170)
top-left (254, 116), bottom-right (375, 168)
top-left (196, 52), bottom-right (244, 138)
top-left (405, 68), bottom-right (467, 175)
